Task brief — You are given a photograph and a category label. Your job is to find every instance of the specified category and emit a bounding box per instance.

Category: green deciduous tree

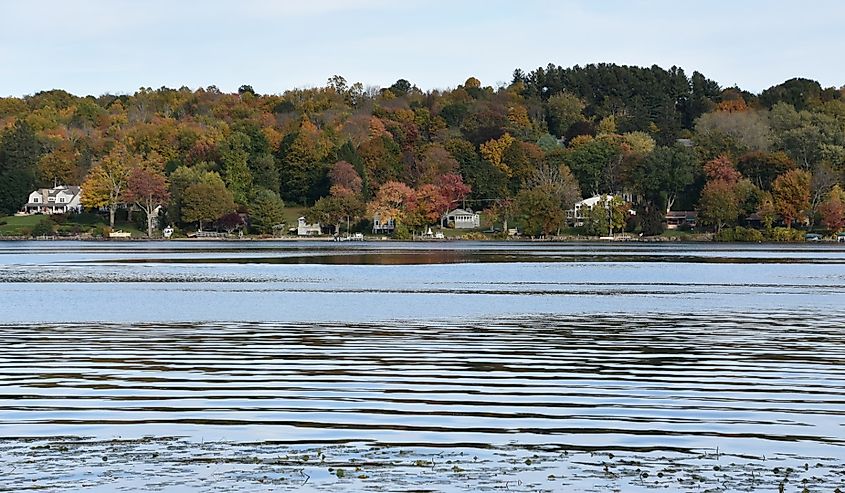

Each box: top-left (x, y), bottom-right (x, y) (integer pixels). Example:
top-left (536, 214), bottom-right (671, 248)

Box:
top-left (515, 186), bottom-right (565, 237)
top-left (182, 174), bottom-right (235, 230)
top-left (309, 190), bottom-right (364, 235)
top-left (634, 145), bottom-right (697, 213)
top-left (698, 179), bottom-right (741, 233)
top-left (545, 92), bottom-right (586, 138)
top-left (564, 137), bottom-right (622, 196)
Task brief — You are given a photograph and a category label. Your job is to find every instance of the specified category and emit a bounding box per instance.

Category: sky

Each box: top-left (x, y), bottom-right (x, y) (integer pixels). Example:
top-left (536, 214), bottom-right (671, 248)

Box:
top-left (1, 0), bottom-right (844, 97)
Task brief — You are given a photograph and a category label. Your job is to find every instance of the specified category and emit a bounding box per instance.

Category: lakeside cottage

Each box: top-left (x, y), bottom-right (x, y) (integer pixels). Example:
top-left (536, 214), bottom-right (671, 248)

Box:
top-left (296, 217), bottom-right (321, 236)
top-left (442, 208), bottom-right (480, 229)
top-left (372, 213), bottom-right (395, 234)
top-left (665, 211), bottom-right (697, 229)
top-left (23, 186), bottom-right (82, 215)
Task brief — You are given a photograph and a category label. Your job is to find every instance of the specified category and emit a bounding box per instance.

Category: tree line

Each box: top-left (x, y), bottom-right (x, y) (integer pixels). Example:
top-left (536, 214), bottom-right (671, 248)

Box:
top-left (0, 64), bottom-right (843, 237)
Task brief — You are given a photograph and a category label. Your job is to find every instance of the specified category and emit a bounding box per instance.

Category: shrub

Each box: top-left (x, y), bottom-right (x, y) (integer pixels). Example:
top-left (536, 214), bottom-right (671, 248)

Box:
top-left (51, 213), bottom-right (68, 225)
top-left (393, 223), bottom-right (411, 240)
top-left (93, 225), bottom-right (112, 238)
top-left (462, 232), bottom-right (487, 240)
top-left (31, 218), bottom-right (55, 237)
top-left (769, 227), bottom-right (804, 242)
top-left (715, 226), bottom-right (764, 242)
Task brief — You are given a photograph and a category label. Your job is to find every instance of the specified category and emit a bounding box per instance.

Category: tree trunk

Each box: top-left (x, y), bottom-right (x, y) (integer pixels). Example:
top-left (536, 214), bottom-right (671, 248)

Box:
top-left (109, 206), bottom-right (116, 228)
top-left (150, 199), bottom-right (156, 237)
top-left (666, 194), bottom-right (675, 214)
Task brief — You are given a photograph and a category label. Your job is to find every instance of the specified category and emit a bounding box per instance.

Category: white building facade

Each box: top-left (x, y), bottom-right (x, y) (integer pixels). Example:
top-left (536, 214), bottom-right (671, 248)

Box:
top-left (442, 208), bottom-right (480, 229)
top-left (297, 216), bottom-right (322, 236)
top-left (23, 186), bottom-right (82, 215)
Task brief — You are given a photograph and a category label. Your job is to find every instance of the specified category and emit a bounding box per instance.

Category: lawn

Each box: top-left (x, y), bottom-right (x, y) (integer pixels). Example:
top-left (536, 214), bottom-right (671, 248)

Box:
top-left (0, 213), bottom-right (145, 238)
top-left (281, 206), bottom-right (308, 229)
top-left (0, 215), bottom-right (43, 235)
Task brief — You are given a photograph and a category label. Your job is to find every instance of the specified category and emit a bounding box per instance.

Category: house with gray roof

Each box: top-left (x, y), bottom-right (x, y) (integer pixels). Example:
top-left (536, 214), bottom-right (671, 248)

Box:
top-left (23, 186), bottom-right (82, 215)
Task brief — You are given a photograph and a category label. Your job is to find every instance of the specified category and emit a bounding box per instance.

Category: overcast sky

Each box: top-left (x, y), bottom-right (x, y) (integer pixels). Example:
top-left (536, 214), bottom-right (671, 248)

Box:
top-left (1, 0), bottom-right (843, 97)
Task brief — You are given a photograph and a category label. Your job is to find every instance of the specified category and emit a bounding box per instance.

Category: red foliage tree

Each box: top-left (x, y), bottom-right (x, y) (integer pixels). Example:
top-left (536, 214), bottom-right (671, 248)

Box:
top-left (329, 161), bottom-right (362, 195)
top-left (435, 173), bottom-right (471, 208)
top-left (704, 155), bottom-right (741, 183)
top-left (124, 167), bottom-right (170, 237)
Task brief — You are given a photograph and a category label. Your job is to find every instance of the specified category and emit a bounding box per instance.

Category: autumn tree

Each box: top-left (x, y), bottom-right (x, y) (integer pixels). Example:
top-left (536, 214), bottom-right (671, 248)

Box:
top-left (435, 173), bottom-right (472, 209)
top-left (412, 144), bottom-right (460, 185)
top-left (217, 212), bottom-right (245, 234)
top-left (757, 192), bottom-right (778, 230)
top-left (772, 169), bottom-right (811, 228)
top-left (366, 181), bottom-right (416, 232)
top-left (37, 143), bottom-right (80, 186)
top-left (818, 185), bottom-right (845, 232)
top-left (479, 133), bottom-right (515, 176)
top-left (358, 134), bottom-right (403, 188)
top-left (412, 184), bottom-right (450, 229)
top-left (81, 144), bottom-right (136, 227)
top-left (329, 160), bottom-right (362, 195)
top-left (525, 164), bottom-right (581, 214)
top-left (704, 155), bottom-right (742, 182)
top-left (124, 167), bottom-right (170, 237)
top-left (736, 151), bottom-right (795, 190)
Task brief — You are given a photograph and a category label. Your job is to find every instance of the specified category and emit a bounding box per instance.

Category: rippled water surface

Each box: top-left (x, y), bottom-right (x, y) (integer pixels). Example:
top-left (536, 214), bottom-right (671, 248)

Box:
top-left (1, 241), bottom-right (845, 491)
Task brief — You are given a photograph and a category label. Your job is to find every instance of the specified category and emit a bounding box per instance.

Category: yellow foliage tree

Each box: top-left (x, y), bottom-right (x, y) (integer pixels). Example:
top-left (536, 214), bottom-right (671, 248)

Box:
top-left (81, 144), bottom-right (137, 227)
top-left (480, 133), bottom-right (515, 176)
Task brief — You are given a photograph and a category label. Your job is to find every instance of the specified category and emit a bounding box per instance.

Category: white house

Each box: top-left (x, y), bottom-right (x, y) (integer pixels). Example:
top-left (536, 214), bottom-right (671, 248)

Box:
top-left (372, 213), bottom-right (395, 234)
top-left (567, 194), bottom-right (635, 226)
top-left (442, 208), bottom-right (480, 229)
top-left (297, 216), bottom-right (322, 236)
top-left (23, 186), bottom-right (82, 215)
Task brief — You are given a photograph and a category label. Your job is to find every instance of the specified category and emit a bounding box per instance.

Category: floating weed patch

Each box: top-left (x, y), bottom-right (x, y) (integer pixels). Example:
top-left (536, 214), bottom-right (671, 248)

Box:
top-left (4, 437), bottom-right (842, 492)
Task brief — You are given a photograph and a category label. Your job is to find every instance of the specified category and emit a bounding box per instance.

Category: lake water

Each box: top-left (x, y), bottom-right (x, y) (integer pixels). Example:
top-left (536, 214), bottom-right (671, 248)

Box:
top-left (1, 241), bottom-right (845, 492)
